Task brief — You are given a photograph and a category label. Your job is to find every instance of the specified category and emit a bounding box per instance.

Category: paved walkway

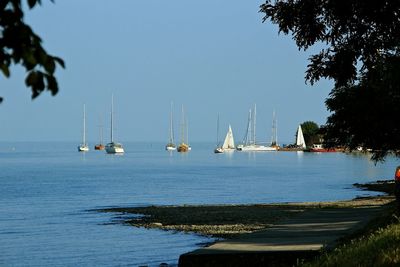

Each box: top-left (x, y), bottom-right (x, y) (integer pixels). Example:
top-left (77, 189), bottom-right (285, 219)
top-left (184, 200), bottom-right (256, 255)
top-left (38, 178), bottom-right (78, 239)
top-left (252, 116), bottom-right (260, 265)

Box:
top-left (179, 205), bottom-right (388, 267)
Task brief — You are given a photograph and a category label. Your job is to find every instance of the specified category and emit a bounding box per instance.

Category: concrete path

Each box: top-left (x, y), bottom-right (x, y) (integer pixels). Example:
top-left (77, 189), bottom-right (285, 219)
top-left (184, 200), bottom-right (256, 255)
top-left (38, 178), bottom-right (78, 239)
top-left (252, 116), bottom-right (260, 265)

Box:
top-left (179, 205), bottom-right (387, 267)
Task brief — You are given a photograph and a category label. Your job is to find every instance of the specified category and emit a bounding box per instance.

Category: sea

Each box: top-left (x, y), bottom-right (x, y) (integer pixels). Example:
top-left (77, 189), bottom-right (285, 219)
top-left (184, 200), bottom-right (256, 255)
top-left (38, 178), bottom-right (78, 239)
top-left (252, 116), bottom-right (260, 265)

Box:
top-left (0, 141), bottom-right (398, 267)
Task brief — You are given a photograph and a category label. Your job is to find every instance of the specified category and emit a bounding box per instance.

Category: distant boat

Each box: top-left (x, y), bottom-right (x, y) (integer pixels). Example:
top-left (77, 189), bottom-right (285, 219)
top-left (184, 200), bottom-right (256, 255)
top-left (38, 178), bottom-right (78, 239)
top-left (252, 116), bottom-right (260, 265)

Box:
top-left (94, 143), bottom-right (105, 150)
top-left (296, 125), bottom-right (306, 149)
top-left (214, 115), bottom-right (224, 153)
top-left (222, 125), bottom-right (235, 151)
top-left (78, 104), bottom-right (89, 152)
top-left (309, 144), bottom-right (336, 152)
top-left (94, 119), bottom-right (105, 150)
top-left (236, 104), bottom-right (277, 152)
top-left (177, 105), bottom-right (191, 152)
top-left (105, 95), bottom-right (124, 154)
top-left (165, 102), bottom-right (176, 151)
top-left (270, 110), bottom-right (279, 149)
top-left (215, 124), bottom-right (235, 154)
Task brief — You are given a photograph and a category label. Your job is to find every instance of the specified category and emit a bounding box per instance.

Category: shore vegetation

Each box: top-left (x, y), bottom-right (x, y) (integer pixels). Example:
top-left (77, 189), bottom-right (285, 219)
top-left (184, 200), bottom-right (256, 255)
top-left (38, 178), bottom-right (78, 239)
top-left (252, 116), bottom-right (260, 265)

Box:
top-left (301, 202), bottom-right (400, 267)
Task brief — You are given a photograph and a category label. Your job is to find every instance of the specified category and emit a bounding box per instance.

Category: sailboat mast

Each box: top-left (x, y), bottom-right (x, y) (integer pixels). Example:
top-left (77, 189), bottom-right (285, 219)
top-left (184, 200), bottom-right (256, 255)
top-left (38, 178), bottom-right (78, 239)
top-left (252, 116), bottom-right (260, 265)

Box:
top-left (186, 117), bottom-right (189, 145)
top-left (83, 104), bottom-right (86, 145)
top-left (100, 125), bottom-right (103, 144)
top-left (180, 105), bottom-right (185, 144)
top-left (271, 110), bottom-right (277, 146)
top-left (243, 109), bottom-right (252, 145)
top-left (216, 114), bottom-right (220, 146)
top-left (253, 104), bottom-right (256, 145)
top-left (169, 102), bottom-right (174, 143)
top-left (110, 94), bottom-right (114, 143)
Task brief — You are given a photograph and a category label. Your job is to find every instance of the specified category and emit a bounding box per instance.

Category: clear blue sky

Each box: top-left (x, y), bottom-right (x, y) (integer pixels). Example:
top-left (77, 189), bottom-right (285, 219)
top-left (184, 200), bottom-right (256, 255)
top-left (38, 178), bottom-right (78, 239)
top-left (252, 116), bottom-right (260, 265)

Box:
top-left (0, 0), bottom-right (332, 143)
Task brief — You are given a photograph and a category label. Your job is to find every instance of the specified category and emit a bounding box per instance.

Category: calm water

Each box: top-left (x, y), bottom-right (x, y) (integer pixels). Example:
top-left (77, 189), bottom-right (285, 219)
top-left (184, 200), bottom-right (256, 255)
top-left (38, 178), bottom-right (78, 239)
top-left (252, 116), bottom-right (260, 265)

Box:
top-left (0, 142), bottom-right (398, 266)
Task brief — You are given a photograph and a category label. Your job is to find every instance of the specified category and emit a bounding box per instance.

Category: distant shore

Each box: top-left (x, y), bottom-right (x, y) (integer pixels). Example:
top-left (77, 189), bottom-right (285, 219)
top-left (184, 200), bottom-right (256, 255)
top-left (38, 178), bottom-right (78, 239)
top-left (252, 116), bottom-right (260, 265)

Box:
top-left (98, 180), bottom-right (395, 239)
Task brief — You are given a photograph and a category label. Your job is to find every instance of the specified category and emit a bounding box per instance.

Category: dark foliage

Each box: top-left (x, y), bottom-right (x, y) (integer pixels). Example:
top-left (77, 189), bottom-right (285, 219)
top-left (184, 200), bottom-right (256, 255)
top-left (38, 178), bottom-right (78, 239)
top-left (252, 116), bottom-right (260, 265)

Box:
top-left (325, 56), bottom-right (400, 161)
top-left (300, 121), bottom-right (320, 146)
top-left (0, 0), bottom-right (64, 103)
top-left (260, 0), bottom-right (400, 160)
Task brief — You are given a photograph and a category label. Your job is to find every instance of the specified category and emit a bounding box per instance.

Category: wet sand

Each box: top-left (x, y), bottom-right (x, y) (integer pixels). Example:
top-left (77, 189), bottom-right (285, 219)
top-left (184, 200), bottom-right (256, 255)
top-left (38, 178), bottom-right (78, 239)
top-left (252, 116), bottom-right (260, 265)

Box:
top-left (98, 180), bottom-right (395, 239)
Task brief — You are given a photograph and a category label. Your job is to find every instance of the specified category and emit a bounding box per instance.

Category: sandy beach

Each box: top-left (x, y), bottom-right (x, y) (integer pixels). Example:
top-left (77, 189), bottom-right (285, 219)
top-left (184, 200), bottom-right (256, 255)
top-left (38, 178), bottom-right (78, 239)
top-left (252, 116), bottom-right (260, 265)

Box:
top-left (99, 180), bottom-right (395, 239)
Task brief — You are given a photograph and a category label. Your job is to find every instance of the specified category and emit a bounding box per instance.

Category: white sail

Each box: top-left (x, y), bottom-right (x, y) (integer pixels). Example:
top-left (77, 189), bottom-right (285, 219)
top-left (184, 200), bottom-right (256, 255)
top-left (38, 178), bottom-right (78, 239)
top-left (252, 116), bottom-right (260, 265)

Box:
top-left (222, 125), bottom-right (235, 149)
top-left (296, 125), bottom-right (306, 148)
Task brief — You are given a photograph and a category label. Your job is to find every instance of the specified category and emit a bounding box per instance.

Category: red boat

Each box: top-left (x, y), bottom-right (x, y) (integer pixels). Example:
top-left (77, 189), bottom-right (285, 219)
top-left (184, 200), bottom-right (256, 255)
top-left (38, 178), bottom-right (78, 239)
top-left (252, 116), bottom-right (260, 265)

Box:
top-left (309, 144), bottom-right (337, 152)
top-left (94, 144), bottom-right (105, 150)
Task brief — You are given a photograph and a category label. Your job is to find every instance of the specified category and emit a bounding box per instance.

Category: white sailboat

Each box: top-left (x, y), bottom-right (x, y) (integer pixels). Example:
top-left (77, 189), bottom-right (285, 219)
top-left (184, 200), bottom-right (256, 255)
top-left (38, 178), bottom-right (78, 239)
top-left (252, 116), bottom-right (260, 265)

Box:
top-left (222, 125), bottom-right (235, 151)
top-left (105, 95), bottom-right (124, 154)
top-left (78, 104), bottom-right (89, 152)
top-left (236, 104), bottom-right (277, 152)
top-left (214, 115), bottom-right (224, 153)
top-left (165, 102), bottom-right (176, 151)
top-left (296, 125), bottom-right (306, 149)
top-left (215, 124), bottom-right (235, 153)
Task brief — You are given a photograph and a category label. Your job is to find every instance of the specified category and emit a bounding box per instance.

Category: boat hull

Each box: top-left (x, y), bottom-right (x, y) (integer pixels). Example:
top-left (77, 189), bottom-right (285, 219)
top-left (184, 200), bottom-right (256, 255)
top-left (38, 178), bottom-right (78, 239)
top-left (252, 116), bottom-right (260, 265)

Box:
top-left (307, 144), bottom-right (337, 152)
top-left (237, 145), bottom-right (277, 151)
top-left (166, 143), bottom-right (176, 151)
top-left (94, 144), bottom-right (105, 150)
top-left (177, 143), bottom-right (190, 152)
top-left (78, 145), bottom-right (89, 152)
top-left (214, 147), bottom-right (224, 153)
top-left (309, 148), bottom-right (337, 152)
top-left (105, 143), bottom-right (124, 154)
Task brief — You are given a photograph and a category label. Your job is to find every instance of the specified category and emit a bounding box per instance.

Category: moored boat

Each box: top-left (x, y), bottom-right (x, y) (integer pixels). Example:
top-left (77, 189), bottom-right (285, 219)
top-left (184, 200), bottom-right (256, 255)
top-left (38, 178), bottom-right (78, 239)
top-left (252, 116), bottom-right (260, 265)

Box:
top-left (214, 147), bottom-right (224, 153)
top-left (236, 104), bottom-right (277, 152)
top-left (78, 104), bottom-right (89, 152)
top-left (177, 105), bottom-right (190, 153)
top-left (105, 94), bottom-right (124, 154)
top-left (94, 144), bottom-right (105, 150)
top-left (221, 125), bottom-right (235, 152)
top-left (94, 123), bottom-right (105, 150)
top-left (214, 115), bottom-right (225, 153)
top-left (166, 102), bottom-right (176, 151)
top-left (105, 142), bottom-right (124, 153)
top-left (296, 124), bottom-right (306, 149)
top-left (309, 144), bottom-right (336, 152)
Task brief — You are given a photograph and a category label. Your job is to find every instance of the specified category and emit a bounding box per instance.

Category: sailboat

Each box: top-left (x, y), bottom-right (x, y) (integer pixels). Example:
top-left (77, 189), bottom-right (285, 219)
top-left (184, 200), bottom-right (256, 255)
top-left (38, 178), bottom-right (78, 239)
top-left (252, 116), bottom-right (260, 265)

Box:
top-left (214, 115), bottom-right (224, 153)
top-left (222, 125), bottom-right (235, 151)
top-left (215, 123), bottom-right (235, 153)
top-left (78, 104), bottom-right (89, 152)
top-left (105, 95), bottom-right (124, 154)
top-left (236, 104), bottom-right (277, 151)
top-left (177, 105), bottom-right (190, 152)
top-left (94, 123), bottom-right (105, 150)
top-left (296, 125), bottom-right (306, 149)
top-left (165, 102), bottom-right (176, 151)
top-left (270, 110), bottom-right (279, 149)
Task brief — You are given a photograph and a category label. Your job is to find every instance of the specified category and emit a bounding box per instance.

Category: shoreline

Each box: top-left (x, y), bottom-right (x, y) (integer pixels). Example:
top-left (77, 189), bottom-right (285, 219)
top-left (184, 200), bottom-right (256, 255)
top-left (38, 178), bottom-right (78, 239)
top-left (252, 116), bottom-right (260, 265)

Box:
top-left (98, 180), bottom-right (395, 239)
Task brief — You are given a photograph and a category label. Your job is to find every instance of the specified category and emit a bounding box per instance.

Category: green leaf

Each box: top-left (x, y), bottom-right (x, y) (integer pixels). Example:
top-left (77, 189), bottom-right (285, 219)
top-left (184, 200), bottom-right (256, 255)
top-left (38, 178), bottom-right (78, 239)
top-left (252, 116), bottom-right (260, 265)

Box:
top-left (0, 65), bottom-right (10, 78)
top-left (53, 57), bottom-right (65, 68)
top-left (31, 71), bottom-right (45, 99)
top-left (27, 0), bottom-right (39, 9)
top-left (45, 74), bottom-right (59, 95)
top-left (44, 57), bottom-right (56, 74)
top-left (25, 71), bottom-right (39, 87)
